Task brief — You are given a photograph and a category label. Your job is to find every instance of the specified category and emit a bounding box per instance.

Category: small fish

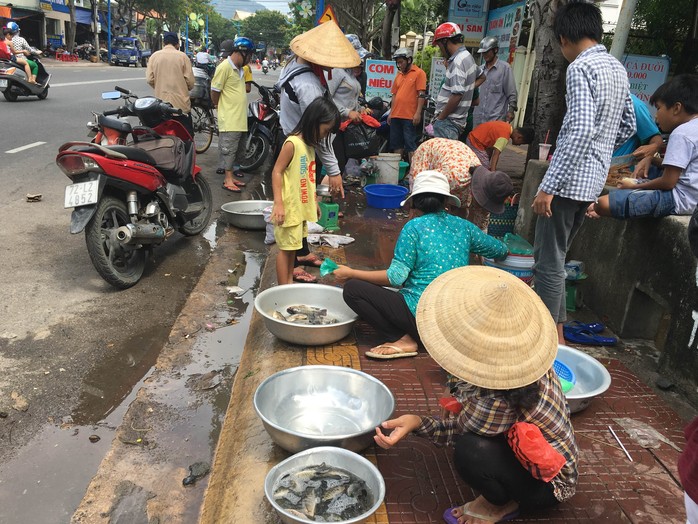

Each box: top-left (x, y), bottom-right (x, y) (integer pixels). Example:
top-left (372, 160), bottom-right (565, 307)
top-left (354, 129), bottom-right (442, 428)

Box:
top-left (286, 313), bottom-right (309, 323)
top-left (287, 305), bottom-right (327, 316)
top-left (272, 310), bottom-right (286, 321)
top-left (285, 509), bottom-right (307, 518)
top-left (301, 487), bottom-right (320, 518)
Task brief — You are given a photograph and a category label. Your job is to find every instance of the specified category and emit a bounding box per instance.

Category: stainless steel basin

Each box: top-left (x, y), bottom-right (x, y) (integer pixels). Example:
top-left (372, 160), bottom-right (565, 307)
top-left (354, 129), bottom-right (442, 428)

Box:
top-left (221, 200), bottom-right (272, 230)
top-left (556, 344), bottom-right (612, 413)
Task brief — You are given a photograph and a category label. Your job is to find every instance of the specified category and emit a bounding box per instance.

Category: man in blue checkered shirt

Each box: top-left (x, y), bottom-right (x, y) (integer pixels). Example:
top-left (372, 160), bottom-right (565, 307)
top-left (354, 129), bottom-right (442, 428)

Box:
top-left (532, 2), bottom-right (636, 343)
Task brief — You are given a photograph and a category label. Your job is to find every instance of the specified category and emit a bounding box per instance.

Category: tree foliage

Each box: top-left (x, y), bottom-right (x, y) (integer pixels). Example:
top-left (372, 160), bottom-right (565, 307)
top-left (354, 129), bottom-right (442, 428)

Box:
top-left (399, 0), bottom-right (448, 36)
top-left (241, 10), bottom-right (292, 50)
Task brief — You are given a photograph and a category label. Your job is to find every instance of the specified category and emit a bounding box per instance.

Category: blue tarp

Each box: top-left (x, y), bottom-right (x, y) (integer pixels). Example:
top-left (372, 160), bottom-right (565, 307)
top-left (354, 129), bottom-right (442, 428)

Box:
top-left (75, 8), bottom-right (107, 26)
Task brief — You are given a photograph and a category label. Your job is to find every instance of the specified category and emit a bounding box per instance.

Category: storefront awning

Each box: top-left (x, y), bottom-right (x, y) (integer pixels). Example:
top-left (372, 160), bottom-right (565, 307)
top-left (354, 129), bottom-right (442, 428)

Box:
top-left (0, 6), bottom-right (12, 18)
top-left (11, 7), bottom-right (44, 20)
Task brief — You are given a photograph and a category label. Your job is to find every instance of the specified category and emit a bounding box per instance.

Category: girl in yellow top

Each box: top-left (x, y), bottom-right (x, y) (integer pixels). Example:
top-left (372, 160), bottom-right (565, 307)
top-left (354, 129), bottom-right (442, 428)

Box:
top-left (271, 98), bottom-right (341, 284)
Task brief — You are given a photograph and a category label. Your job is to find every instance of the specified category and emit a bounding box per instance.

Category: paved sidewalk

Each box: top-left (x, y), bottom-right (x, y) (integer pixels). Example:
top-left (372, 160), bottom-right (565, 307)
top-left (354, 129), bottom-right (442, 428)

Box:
top-left (199, 168), bottom-right (690, 523)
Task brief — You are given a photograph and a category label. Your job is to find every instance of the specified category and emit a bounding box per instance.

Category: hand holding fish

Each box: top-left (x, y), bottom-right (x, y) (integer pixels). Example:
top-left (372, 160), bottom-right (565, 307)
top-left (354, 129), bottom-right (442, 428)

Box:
top-left (271, 202), bottom-right (285, 226)
top-left (332, 265), bottom-right (354, 283)
top-left (374, 415), bottom-right (423, 450)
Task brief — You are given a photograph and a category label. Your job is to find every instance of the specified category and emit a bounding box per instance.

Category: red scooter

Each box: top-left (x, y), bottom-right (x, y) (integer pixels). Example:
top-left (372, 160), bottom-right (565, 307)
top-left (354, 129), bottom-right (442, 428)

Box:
top-left (57, 86), bottom-right (213, 289)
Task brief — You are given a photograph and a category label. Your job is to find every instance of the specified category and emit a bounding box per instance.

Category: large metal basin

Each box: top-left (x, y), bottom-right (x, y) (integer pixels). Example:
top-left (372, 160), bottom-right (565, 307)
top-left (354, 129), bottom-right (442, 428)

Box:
top-left (221, 200), bottom-right (272, 230)
top-left (264, 446), bottom-right (386, 524)
top-left (556, 345), bottom-right (612, 413)
top-left (254, 365), bottom-right (395, 453)
top-left (254, 284), bottom-right (358, 346)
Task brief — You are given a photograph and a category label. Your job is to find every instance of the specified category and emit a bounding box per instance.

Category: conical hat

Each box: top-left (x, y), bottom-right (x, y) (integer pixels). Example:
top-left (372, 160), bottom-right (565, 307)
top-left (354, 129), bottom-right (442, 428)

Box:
top-left (416, 266), bottom-right (558, 390)
top-left (290, 22), bottom-right (361, 68)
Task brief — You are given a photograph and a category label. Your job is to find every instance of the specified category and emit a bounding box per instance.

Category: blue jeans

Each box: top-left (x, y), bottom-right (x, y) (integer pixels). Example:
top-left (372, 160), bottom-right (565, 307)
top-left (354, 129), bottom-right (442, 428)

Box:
top-left (389, 118), bottom-right (417, 152)
top-left (432, 118), bottom-right (462, 140)
top-left (608, 188), bottom-right (676, 218)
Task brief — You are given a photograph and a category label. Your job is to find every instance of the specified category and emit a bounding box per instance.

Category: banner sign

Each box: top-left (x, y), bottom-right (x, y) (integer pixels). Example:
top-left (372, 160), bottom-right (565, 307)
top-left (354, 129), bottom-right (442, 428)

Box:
top-left (40, 0), bottom-right (70, 14)
top-left (364, 59), bottom-right (397, 102)
top-left (484, 2), bottom-right (525, 64)
top-left (429, 57), bottom-right (447, 101)
top-left (621, 54), bottom-right (670, 112)
top-left (448, 0), bottom-right (489, 47)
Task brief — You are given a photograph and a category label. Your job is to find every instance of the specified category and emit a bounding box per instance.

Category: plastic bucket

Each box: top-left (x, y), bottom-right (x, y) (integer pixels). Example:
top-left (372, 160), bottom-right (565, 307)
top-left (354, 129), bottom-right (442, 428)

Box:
top-left (398, 161), bottom-right (409, 181)
top-left (374, 153), bottom-right (401, 185)
top-left (483, 254), bottom-right (534, 286)
top-left (364, 184), bottom-right (409, 209)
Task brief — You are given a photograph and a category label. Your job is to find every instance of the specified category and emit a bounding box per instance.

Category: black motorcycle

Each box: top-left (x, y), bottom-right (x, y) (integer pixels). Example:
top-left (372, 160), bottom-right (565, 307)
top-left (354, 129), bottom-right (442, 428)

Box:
top-left (0, 53), bottom-right (50, 101)
top-left (238, 81), bottom-right (281, 171)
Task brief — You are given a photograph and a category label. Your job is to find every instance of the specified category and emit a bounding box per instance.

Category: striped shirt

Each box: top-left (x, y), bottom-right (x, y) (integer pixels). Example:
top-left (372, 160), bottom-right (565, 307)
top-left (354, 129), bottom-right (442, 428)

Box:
top-left (538, 44), bottom-right (636, 202)
top-left (435, 46), bottom-right (478, 128)
top-left (414, 368), bottom-right (579, 502)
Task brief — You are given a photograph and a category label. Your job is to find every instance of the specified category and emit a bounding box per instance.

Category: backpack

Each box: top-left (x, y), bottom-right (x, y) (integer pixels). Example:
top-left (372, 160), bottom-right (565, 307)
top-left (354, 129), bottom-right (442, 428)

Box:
top-left (277, 66), bottom-right (315, 104)
top-left (0, 41), bottom-right (12, 61)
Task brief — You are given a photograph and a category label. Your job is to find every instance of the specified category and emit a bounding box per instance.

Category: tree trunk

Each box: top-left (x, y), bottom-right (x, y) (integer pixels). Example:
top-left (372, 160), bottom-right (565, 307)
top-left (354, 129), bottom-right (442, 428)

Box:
top-left (381, 0), bottom-right (400, 58)
top-left (67, 0), bottom-right (77, 53)
top-left (93, 0), bottom-right (100, 58)
top-left (529, 0), bottom-right (568, 160)
top-left (677, 0), bottom-right (698, 74)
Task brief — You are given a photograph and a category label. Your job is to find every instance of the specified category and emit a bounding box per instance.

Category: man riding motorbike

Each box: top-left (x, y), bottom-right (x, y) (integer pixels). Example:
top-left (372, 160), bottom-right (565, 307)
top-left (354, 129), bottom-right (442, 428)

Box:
top-left (4, 22), bottom-right (41, 84)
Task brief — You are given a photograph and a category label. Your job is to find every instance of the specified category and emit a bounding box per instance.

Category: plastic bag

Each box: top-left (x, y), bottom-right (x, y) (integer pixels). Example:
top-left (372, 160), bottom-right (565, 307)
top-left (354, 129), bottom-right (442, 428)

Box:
top-left (507, 422), bottom-right (566, 482)
top-left (320, 258), bottom-right (339, 276)
top-left (343, 122), bottom-right (381, 159)
top-left (262, 206), bottom-right (275, 245)
top-left (503, 233), bottom-right (534, 255)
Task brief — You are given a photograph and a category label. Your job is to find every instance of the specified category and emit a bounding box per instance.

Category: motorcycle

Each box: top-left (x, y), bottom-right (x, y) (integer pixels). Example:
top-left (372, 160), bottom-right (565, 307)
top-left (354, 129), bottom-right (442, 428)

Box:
top-left (262, 64), bottom-right (269, 75)
top-left (238, 81), bottom-right (282, 172)
top-left (59, 86), bottom-right (213, 289)
top-left (0, 53), bottom-right (50, 101)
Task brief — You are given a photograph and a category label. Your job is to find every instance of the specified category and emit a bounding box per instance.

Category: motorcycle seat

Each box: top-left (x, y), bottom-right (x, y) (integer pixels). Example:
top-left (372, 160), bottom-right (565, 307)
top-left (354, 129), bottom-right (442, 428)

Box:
top-left (107, 145), bottom-right (157, 164)
top-left (98, 114), bottom-right (132, 133)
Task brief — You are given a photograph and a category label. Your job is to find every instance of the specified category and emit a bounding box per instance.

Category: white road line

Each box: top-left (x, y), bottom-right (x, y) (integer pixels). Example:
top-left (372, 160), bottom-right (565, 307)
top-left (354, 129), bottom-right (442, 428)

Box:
top-left (50, 77), bottom-right (144, 88)
top-left (6, 142), bottom-right (46, 154)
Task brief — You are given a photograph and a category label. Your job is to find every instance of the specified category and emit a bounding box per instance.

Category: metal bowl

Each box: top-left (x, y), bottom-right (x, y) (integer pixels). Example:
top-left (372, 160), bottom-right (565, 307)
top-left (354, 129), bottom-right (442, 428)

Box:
top-left (254, 284), bottom-right (358, 346)
top-left (221, 200), bottom-right (272, 230)
top-left (264, 446), bottom-right (386, 524)
top-left (254, 365), bottom-right (395, 453)
top-left (556, 345), bottom-right (612, 413)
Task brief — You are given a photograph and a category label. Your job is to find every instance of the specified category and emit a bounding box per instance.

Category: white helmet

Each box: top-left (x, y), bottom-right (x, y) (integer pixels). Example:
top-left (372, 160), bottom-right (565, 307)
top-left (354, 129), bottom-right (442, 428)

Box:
top-left (393, 47), bottom-right (413, 60)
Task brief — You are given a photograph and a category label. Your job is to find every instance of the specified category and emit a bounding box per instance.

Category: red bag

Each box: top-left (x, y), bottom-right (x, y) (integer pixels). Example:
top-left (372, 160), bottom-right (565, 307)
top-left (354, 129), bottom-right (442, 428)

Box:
top-left (507, 422), bottom-right (566, 482)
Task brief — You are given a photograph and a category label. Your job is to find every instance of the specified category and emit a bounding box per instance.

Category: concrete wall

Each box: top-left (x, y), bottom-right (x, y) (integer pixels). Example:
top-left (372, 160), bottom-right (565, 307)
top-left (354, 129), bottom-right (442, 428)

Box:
top-left (516, 160), bottom-right (698, 383)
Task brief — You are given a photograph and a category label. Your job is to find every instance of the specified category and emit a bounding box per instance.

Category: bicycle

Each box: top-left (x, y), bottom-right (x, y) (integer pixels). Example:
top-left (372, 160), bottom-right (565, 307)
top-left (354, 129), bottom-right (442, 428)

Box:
top-left (190, 102), bottom-right (217, 154)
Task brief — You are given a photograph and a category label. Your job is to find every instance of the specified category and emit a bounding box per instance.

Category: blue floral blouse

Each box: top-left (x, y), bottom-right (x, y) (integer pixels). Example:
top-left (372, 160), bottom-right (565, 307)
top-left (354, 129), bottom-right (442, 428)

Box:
top-left (386, 211), bottom-right (508, 314)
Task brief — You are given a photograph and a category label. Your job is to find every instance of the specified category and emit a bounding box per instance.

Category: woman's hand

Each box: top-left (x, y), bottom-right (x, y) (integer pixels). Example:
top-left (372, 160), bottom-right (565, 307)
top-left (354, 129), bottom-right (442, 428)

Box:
top-left (374, 415), bottom-right (422, 449)
top-left (348, 110), bottom-right (362, 123)
top-left (332, 264), bottom-right (354, 282)
top-left (271, 203), bottom-right (285, 226)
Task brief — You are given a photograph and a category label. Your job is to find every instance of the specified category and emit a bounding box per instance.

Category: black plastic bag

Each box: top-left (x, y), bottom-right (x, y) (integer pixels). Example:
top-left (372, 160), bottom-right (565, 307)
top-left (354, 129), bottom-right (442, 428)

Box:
top-left (342, 122), bottom-right (380, 159)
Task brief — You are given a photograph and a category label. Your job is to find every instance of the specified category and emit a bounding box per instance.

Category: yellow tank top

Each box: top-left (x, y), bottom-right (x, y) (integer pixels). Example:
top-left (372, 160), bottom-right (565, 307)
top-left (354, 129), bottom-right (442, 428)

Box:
top-left (281, 135), bottom-right (318, 227)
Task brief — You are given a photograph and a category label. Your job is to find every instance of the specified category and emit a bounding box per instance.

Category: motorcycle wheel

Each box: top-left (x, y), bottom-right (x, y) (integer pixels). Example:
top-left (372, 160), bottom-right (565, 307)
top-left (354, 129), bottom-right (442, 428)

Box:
top-left (3, 89), bottom-right (17, 102)
top-left (85, 196), bottom-right (146, 289)
top-left (191, 105), bottom-right (214, 154)
top-left (238, 132), bottom-right (270, 172)
top-left (178, 174), bottom-right (213, 236)
top-left (37, 87), bottom-right (49, 100)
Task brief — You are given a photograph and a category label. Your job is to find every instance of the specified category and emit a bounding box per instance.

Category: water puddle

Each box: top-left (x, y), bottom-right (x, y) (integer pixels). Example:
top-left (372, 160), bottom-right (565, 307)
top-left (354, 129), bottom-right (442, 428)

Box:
top-left (0, 247), bottom-right (267, 524)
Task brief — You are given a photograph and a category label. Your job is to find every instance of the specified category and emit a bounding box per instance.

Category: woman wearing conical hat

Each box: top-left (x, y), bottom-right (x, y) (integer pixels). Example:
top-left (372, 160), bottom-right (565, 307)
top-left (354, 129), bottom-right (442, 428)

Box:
top-left (374, 266), bottom-right (579, 524)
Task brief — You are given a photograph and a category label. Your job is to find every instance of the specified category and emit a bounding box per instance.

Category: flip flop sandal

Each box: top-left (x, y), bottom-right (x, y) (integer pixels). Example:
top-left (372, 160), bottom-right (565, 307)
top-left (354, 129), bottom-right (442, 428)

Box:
top-left (443, 504), bottom-right (520, 524)
top-left (222, 184), bottom-right (241, 193)
top-left (365, 345), bottom-right (418, 360)
top-left (296, 254), bottom-right (323, 267)
top-left (563, 326), bottom-right (617, 346)
top-left (216, 168), bottom-right (225, 174)
top-left (292, 268), bottom-right (318, 283)
top-left (233, 171), bottom-right (248, 178)
top-left (565, 320), bottom-right (605, 333)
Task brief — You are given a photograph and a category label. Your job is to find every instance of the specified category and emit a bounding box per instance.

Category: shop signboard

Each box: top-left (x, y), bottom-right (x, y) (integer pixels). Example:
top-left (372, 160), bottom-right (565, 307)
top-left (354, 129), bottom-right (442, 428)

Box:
top-left (448, 0), bottom-right (489, 47)
top-left (40, 0), bottom-right (70, 14)
top-left (621, 54), bottom-right (670, 112)
top-left (484, 1), bottom-right (525, 63)
top-left (429, 57), bottom-right (447, 101)
top-left (365, 59), bottom-right (397, 102)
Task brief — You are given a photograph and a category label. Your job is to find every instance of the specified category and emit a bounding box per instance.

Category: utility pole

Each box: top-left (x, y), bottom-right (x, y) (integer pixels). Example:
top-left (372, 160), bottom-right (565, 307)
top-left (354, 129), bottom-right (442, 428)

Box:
top-left (609, 0), bottom-right (639, 60)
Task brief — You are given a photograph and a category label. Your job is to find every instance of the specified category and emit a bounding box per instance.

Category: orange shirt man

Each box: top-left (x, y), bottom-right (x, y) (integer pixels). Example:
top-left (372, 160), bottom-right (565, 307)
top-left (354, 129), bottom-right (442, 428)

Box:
top-left (466, 121), bottom-right (533, 170)
top-left (389, 48), bottom-right (427, 159)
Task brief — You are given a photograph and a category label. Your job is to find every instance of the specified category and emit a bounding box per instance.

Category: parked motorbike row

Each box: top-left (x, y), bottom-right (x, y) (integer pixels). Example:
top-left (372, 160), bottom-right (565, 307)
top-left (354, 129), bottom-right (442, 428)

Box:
top-left (59, 86), bottom-right (213, 288)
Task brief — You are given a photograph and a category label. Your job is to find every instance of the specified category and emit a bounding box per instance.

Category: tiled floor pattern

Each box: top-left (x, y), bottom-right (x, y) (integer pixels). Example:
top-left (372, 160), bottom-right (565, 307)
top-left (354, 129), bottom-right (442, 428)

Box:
top-left (339, 320), bottom-right (688, 524)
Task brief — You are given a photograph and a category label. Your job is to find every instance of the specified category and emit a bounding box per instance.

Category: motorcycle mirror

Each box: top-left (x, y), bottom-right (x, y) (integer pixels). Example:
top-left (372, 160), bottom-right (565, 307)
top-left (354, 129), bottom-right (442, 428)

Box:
top-left (101, 91), bottom-right (121, 100)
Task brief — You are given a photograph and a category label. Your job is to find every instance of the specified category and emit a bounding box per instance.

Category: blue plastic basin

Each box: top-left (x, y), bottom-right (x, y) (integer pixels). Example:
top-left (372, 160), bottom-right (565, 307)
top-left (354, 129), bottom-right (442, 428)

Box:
top-left (364, 184), bottom-right (409, 209)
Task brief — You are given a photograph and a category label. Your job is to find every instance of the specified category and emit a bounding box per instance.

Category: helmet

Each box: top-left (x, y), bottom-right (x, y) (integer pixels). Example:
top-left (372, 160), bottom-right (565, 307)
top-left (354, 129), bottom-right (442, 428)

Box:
top-left (232, 37), bottom-right (255, 53)
top-left (477, 36), bottom-right (499, 53)
top-left (6, 21), bottom-right (20, 34)
top-left (433, 22), bottom-right (462, 43)
top-left (393, 47), bottom-right (413, 60)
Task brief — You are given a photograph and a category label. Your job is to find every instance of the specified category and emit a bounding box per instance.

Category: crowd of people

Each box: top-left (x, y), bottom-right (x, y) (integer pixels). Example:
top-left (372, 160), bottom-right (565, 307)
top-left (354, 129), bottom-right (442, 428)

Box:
top-left (141, 6), bottom-right (698, 522)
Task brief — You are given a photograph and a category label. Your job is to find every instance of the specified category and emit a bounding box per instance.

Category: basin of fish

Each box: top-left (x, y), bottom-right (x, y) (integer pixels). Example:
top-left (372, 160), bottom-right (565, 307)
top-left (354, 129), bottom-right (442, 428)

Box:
top-left (271, 305), bottom-right (339, 325)
top-left (273, 462), bottom-right (373, 522)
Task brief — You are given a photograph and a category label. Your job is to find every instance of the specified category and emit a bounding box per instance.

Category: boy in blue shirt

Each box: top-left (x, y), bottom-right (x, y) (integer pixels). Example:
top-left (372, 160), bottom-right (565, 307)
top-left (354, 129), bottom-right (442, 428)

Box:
top-left (614, 93), bottom-right (663, 179)
top-left (589, 75), bottom-right (698, 220)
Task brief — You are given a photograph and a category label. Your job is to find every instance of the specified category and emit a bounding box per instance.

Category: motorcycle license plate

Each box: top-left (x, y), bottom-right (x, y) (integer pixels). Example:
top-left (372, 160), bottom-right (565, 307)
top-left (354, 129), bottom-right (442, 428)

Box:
top-left (64, 180), bottom-right (99, 208)
top-left (0, 79), bottom-right (7, 88)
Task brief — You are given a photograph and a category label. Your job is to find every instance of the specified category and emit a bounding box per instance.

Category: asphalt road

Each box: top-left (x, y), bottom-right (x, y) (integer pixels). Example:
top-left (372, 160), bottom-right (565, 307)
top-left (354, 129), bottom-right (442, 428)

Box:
top-left (0, 62), bottom-right (280, 523)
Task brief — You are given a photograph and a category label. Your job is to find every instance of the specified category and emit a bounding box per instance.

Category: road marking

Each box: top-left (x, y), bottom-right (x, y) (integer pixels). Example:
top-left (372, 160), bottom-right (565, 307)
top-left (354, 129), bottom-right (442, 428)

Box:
top-left (6, 142), bottom-right (46, 154)
top-left (50, 77), bottom-right (144, 88)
